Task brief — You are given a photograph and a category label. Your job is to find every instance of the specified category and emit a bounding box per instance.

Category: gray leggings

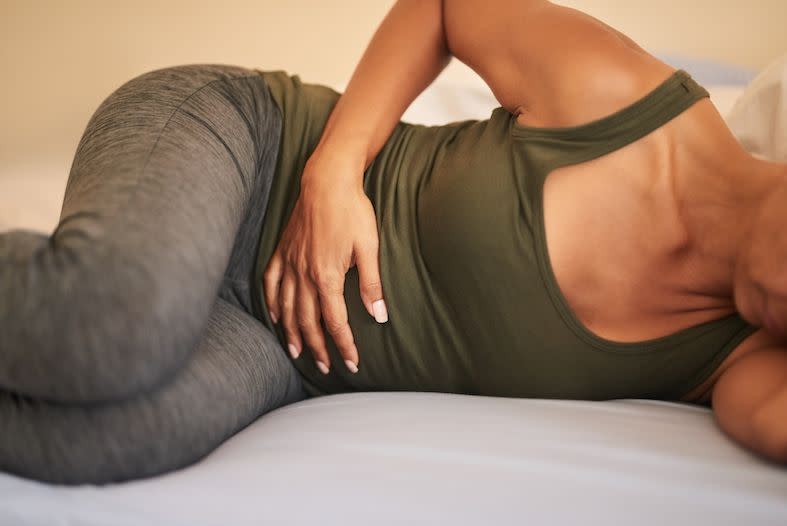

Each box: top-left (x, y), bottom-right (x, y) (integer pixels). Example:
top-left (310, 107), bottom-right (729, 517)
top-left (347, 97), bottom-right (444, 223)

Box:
top-left (0, 64), bottom-right (308, 485)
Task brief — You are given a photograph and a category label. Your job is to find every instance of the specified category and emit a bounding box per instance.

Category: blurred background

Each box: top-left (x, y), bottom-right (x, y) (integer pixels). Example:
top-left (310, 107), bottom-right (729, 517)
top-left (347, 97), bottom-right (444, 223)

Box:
top-left (1, 0), bottom-right (786, 225)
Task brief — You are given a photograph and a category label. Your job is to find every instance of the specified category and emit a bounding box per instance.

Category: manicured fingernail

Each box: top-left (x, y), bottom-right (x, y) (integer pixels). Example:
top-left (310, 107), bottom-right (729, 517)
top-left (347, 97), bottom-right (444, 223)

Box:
top-left (372, 299), bottom-right (388, 323)
top-left (271, 311), bottom-right (278, 324)
top-left (316, 361), bottom-right (330, 375)
top-left (345, 359), bottom-right (359, 373)
top-left (288, 343), bottom-right (300, 359)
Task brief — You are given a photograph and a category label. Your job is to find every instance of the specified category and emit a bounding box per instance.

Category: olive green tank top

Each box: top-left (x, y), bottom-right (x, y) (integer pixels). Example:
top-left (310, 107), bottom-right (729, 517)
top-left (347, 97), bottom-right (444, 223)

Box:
top-left (251, 68), bottom-right (758, 401)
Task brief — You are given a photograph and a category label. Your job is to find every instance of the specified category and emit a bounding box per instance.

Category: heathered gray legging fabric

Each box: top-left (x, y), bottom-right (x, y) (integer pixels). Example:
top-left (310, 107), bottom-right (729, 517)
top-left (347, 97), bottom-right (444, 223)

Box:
top-left (0, 64), bottom-right (307, 485)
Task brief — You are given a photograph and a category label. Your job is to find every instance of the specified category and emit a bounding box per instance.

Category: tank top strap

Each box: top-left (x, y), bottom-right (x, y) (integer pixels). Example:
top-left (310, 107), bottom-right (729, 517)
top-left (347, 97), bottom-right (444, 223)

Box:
top-left (509, 70), bottom-right (710, 169)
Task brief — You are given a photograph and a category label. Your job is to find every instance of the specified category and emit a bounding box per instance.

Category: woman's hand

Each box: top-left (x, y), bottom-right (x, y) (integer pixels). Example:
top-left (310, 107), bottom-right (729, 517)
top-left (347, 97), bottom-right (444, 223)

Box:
top-left (262, 151), bottom-right (388, 375)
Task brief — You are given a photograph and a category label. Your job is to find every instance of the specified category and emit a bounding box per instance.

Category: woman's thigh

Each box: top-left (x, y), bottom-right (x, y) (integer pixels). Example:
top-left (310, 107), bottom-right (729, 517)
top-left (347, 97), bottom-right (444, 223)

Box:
top-left (0, 296), bottom-right (306, 486)
top-left (0, 64), bottom-right (282, 403)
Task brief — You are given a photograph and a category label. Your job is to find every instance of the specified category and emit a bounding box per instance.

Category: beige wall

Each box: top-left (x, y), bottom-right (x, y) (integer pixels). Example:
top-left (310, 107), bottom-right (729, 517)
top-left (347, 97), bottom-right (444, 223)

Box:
top-left (1, 0), bottom-right (786, 172)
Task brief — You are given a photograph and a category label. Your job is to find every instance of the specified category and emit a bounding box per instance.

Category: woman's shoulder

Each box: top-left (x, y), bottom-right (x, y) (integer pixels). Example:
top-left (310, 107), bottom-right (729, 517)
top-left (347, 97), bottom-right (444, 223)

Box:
top-left (446, 0), bottom-right (681, 130)
top-left (513, 59), bottom-right (680, 130)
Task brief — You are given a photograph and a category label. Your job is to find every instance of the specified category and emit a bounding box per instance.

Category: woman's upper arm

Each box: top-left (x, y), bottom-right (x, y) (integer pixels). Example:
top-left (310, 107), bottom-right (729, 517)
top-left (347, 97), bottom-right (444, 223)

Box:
top-left (442, 0), bottom-right (675, 127)
top-left (442, 0), bottom-right (547, 113)
top-left (712, 348), bottom-right (787, 463)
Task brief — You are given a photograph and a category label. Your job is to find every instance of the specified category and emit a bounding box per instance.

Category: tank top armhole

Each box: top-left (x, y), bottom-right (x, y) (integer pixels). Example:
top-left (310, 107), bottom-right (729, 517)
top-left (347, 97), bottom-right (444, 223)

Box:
top-left (670, 320), bottom-right (760, 402)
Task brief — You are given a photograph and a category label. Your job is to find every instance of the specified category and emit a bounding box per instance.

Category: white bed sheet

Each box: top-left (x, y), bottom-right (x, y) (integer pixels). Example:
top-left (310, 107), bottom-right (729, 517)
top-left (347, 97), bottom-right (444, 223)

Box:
top-left (2, 56), bottom-right (787, 525)
top-left (1, 393), bottom-right (786, 526)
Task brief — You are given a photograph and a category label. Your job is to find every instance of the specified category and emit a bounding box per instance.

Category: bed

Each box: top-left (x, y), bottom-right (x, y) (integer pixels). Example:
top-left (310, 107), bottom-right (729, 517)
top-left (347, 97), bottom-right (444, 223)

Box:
top-left (1, 54), bottom-right (786, 525)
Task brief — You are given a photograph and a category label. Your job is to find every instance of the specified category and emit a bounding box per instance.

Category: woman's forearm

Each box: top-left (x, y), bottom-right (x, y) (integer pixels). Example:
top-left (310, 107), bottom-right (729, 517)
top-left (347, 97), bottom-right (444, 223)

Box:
top-left (311, 0), bottom-right (451, 176)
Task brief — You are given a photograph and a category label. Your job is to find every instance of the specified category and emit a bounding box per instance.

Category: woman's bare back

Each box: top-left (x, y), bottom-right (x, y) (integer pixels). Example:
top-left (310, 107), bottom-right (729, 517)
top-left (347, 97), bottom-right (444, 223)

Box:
top-left (539, 98), bottom-right (779, 404)
top-left (445, 0), bottom-right (778, 404)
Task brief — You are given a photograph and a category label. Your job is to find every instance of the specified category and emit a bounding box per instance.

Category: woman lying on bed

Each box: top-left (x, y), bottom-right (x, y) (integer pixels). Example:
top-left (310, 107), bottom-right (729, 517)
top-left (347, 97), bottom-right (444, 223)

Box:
top-left (1, 0), bottom-right (786, 485)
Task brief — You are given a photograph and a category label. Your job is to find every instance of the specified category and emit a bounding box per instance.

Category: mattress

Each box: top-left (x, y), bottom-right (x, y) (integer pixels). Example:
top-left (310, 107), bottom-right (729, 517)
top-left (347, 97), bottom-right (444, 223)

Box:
top-left (1, 55), bottom-right (786, 525)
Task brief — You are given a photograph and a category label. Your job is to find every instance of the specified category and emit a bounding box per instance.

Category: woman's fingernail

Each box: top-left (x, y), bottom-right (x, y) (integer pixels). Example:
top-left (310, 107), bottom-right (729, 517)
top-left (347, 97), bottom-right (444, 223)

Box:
top-left (316, 361), bottom-right (330, 375)
top-left (372, 299), bottom-right (388, 323)
top-left (271, 311), bottom-right (278, 324)
top-left (288, 343), bottom-right (300, 359)
top-left (345, 359), bottom-right (359, 373)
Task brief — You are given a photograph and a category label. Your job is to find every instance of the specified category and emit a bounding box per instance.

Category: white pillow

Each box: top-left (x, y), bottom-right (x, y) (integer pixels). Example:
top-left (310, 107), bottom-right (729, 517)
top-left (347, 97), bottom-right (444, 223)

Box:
top-left (726, 52), bottom-right (787, 162)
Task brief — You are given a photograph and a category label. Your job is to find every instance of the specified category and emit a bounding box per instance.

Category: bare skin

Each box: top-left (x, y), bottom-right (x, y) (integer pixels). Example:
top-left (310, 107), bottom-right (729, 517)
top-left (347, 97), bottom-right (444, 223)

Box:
top-left (263, 0), bottom-right (787, 463)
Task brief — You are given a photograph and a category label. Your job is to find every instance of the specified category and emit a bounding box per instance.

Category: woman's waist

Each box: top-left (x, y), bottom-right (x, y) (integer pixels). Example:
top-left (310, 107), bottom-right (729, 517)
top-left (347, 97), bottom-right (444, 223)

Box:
top-left (301, 262), bottom-right (470, 392)
top-left (299, 264), bottom-right (751, 402)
